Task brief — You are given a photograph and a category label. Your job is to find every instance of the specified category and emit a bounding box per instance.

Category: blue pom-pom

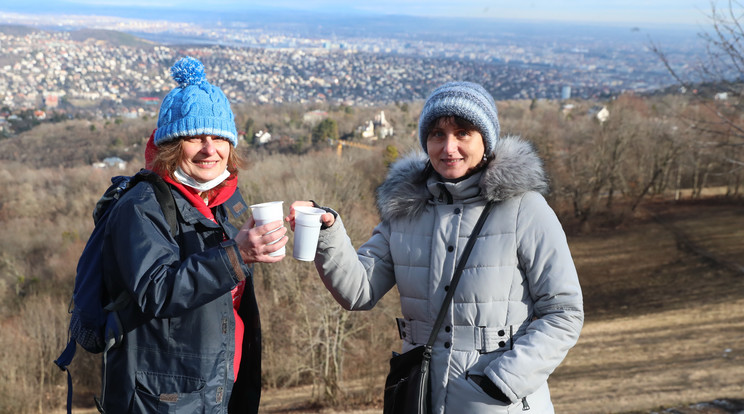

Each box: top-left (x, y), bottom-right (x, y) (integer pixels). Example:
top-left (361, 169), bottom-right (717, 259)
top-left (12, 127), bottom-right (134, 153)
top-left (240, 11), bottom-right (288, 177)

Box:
top-left (170, 57), bottom-right (206, 87)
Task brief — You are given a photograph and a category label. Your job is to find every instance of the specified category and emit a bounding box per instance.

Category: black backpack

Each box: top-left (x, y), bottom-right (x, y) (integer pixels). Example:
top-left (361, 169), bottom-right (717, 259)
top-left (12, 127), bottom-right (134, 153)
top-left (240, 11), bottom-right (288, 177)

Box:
top-left (54, 169), bottom-right (178, 414)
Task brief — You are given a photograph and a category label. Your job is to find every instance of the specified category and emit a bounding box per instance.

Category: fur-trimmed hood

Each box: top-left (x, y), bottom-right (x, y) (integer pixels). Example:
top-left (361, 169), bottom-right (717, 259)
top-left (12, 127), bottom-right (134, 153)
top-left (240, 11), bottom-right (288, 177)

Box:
top-left (376, 136), bottom-right (549, 221)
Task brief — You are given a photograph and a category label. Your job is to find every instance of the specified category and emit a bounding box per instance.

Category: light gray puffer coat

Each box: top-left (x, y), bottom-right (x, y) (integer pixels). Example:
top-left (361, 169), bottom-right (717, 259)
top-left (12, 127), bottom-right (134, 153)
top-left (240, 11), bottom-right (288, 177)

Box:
top-left (314, 136), bottom-right (583, 413)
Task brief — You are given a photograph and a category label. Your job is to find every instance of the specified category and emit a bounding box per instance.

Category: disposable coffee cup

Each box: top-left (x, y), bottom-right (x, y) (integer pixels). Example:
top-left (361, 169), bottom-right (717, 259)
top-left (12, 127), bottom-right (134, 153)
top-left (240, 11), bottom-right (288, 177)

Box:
top-left (250, 201), bottom-right (285, 257)
top-left (293, 206), bottom-right (326, 261)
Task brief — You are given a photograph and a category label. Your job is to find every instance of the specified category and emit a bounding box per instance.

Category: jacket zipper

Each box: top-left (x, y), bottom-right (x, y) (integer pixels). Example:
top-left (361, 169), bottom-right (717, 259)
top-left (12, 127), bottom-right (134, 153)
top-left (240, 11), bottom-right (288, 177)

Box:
top-left (509, 325), bottom-right (530, 411)
top-left (436, 183), bottom-right (454, 204)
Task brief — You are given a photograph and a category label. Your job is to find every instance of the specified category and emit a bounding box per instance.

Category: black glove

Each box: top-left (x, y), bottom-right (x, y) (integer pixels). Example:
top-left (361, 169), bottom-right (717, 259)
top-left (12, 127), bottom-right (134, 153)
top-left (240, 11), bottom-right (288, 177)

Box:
top-left (467, 373), bottom-right (511, 403)
top-left (309, 200), bottom-right (337, 229)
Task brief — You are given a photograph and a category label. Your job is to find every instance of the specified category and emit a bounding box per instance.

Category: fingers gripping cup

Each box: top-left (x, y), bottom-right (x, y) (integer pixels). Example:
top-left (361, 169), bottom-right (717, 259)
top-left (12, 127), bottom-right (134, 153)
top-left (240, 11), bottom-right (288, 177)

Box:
top-left (250, 201), bottom-right (285, 257)
top-left (293, 206), bottom-right (326, 261)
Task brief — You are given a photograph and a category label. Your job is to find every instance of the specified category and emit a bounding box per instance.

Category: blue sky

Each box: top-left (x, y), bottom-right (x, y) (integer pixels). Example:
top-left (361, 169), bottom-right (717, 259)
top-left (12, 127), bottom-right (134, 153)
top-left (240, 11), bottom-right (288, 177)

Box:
top-left (13, 0), bottom-right (712, 27)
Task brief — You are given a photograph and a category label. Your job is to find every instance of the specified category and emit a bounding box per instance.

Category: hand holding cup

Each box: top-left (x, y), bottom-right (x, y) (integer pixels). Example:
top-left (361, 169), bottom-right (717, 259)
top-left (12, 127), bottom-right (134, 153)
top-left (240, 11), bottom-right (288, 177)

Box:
top-left (287, 201), bottom-right (336, 261)
top-left (234, 201), bottom-right (288, 263)
top-left (234, 217), bottom-right (288, 263)
top-left (250, 201), bottom-right (287, 257)
top-left (287, 201), bottom-right (335, 231)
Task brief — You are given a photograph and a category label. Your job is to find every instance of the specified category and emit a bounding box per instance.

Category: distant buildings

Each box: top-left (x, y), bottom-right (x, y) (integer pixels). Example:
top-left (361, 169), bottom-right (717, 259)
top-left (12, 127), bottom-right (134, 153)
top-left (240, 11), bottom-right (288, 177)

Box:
top-left (596, 107), bottom-right (609, 124)
top-left (561, 85), bottom-right (572, 100)
top-left (302, 110), bottom-right (329, 125)
top-left (44, 94), bottom-right (59, 108)
top-left (0, 11), bottom-right (708, 136)
top-left (360, 110), bottom-right (394, 140)
top-left (360, 120), bottom-right (375, 139)
top-left (375, 111), bottom-right (394, 139)
top-left (0, 18), bottom-right (694, 119)
top-left (254, 130), bottom-right (272, 145)
top-left (93, 156), bottom-right (127, 169)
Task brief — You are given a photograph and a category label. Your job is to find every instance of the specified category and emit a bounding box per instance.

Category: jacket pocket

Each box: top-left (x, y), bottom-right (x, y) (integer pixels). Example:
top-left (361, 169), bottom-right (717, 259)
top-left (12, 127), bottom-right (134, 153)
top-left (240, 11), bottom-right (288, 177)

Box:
top-left (464, 371), bottom-right (511, 407)
top-left (133, 371), bottom-right (206, 414)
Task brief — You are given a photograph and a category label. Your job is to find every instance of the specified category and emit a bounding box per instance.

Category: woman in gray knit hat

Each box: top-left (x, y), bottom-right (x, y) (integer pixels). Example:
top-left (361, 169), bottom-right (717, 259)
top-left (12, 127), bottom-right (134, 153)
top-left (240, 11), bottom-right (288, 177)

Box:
top-left (289, 81), bottom-right (583, 413)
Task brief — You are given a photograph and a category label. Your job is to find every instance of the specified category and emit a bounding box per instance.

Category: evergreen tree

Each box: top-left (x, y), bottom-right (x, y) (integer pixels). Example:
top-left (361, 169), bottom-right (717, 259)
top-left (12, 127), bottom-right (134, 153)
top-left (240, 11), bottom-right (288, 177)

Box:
top-left (312, 118), bottom-right (338, 144)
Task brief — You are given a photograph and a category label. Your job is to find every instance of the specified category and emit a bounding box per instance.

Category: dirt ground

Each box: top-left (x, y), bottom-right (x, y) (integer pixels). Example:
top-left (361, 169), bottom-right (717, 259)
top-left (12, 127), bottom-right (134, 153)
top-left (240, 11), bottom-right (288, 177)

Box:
top-left (550, 199), bottom-right (744, 413)
top-left (258, 198), bottom-right (744, 414)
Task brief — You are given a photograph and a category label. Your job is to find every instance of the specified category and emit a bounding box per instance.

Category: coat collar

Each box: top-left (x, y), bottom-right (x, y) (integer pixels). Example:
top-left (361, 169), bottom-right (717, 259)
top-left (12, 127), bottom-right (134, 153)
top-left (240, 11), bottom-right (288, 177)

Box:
top-left (376, 136), bottom-right (549, 221)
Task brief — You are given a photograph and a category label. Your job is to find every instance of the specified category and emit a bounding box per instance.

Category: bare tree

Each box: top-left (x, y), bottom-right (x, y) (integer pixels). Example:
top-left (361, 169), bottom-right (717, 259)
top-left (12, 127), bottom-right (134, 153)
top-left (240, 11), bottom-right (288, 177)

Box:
top-left (651, 0), bottom-right (744, 191)
top-left (243, 148), bottom-right (393, 405)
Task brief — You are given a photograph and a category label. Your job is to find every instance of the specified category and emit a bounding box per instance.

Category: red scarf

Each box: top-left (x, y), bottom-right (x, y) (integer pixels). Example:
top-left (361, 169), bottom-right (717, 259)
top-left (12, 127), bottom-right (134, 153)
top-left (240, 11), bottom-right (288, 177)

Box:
top-left (145, 130), bottom-right (246, 379)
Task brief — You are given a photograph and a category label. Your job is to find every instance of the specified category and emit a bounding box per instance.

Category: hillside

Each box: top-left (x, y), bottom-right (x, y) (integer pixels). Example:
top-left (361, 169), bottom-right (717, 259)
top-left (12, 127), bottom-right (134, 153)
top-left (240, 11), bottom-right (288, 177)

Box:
top-left (2, 96), bottom-right (743, 413)
top-left (552, 198), bottom-right (744, 413)
top-left (0, 24), bottom-right (157, 48)
top-left (0, 23), bottom-right (38, 36)
top-left (68, 28), bottom-right (159, 48)
top-left (0, 118), bottom-right (153, 168)
top-left (574, 198), bottom-right (744, 321)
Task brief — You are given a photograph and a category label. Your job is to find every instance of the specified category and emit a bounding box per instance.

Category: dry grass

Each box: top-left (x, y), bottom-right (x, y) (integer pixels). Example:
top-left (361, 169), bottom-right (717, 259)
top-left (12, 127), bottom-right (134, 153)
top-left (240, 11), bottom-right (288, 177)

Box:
top-left (551, 298), bottom-right (744, 413)
top-left (551, 199), bottom-right (744, 413)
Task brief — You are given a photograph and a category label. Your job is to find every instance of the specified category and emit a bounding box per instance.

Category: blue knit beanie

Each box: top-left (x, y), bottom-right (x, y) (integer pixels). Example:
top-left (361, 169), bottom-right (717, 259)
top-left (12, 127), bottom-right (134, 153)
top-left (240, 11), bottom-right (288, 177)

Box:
top-left (154, 57), bottom-right (238, 146)
top-left (418, 81), bottom-right (500, 155)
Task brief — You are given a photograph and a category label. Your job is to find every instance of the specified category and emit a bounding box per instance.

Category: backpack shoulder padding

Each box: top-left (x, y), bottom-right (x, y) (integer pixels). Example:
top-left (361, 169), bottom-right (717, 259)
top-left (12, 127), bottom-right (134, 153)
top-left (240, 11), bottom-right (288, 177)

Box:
top-left (130, 170), bottom-right (178, 237)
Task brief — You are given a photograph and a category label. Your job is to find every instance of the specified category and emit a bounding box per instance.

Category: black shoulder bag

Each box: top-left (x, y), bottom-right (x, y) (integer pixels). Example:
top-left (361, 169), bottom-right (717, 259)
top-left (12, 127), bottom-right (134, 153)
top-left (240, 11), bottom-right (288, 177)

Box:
top-left (383, 202), bottom-right (494, 414)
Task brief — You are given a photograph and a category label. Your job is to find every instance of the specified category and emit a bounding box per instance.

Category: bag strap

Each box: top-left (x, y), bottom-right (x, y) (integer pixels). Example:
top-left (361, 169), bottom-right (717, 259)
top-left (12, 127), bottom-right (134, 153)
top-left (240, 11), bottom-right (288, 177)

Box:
top-left (133, 169), bottom-right (179, 237)
top-left (426, 202), bottom-right (495, 349)
top-left (101, 169), bottom-right (180, 318)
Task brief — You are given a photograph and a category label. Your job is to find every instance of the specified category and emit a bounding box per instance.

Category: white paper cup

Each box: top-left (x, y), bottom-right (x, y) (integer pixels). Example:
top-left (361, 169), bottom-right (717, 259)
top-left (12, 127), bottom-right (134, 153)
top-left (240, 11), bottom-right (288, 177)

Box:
top-left (293, 206), bottom-right (326, 261)
top-left (250, 201), bottom-right (285, 257)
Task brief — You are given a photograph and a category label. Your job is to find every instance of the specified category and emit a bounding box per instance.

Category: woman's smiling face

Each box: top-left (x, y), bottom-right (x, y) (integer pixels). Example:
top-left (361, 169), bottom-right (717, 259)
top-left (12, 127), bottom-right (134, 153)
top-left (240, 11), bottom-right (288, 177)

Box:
top-left (426, 116), bottom-right (485, 180)
top-left (179, 135), bottom-right (231, 182)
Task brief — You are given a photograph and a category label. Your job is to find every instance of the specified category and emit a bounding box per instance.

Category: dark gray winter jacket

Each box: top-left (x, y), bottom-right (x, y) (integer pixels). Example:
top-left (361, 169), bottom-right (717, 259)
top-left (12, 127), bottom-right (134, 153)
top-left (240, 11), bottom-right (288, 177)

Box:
top-left (100, 180), bottom-right (261, 414)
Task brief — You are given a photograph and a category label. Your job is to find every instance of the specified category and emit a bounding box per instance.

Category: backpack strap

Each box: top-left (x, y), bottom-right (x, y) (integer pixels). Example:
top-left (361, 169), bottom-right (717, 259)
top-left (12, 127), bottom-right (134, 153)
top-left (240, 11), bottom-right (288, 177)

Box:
top-left (103, 169), bottom-right (181, 322)
top-left (53, 342), bottom-right (76, 414)
top-left (132, 170), bottom-right (179, 238)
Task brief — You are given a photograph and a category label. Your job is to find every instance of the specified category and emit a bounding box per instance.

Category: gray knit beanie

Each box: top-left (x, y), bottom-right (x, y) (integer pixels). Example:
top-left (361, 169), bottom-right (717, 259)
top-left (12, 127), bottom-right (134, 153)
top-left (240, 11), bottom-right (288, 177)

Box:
top-left (418, 81), bottom-right (500, 155)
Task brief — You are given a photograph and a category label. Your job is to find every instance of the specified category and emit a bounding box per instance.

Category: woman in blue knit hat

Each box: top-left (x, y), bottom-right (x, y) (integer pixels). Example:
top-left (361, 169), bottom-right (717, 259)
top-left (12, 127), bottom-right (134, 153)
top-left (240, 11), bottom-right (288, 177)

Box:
top-left (99, 57), bottom-right (286, 413)
top-left (288, 81), bottom-right (583, 413)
